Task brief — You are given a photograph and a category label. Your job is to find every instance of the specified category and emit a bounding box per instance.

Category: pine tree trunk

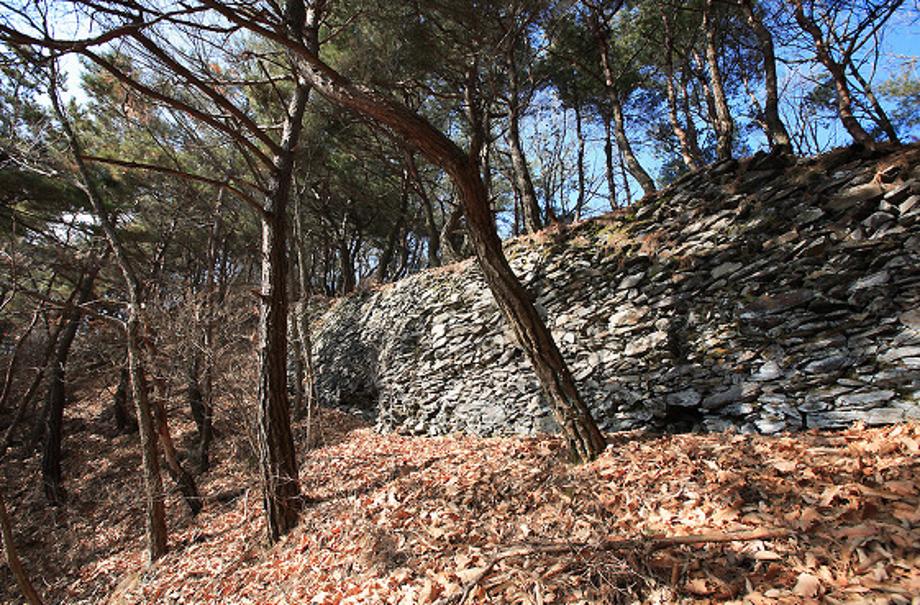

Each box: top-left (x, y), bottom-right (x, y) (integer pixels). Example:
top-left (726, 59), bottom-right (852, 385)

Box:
top-left (739, 0), bottom-right (792, 151)
top-left (602, 110), bottom-right (618, 209)
top-left (791, 0), bottom-right (874, 146)
top-left (505, 44), bottom-right (543, 233)
top-left (0, 490), bottom-right (44, 605)
top-left (660, 10), bottom-right (702, 171)
top-left (42, 264), bottom-right (100, 505)
top-left (50, 71), bottom-right (168, 562)
top-left (210, 0), bottom-right (607, 462)
top-left (125, 316), bottom-right (168, 560)
top-left (113, 366), bottom-right (137, 434)
top-left (257, 76), bottom-right (309, 543)
top-left (574, 103), bottom-right (586, 220)
top-left (589, 11), bottom-right (656, 195)
top-left (0, 309), bottom-right (40, 416)
top-left (405, 150), bottom-right (441, 267)
top-left (150, 377), bottom-right (201, 515)
top-left (1, 318), bottom-right (63, 458)
top-left (609, 96), bottom-right (656, 195)
top-left (703, 0), bottom-right (735, 160)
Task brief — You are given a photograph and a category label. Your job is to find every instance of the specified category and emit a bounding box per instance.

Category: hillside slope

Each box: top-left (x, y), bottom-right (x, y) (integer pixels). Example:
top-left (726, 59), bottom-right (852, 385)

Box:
top-left (2, 384), bottom-right (917, 604)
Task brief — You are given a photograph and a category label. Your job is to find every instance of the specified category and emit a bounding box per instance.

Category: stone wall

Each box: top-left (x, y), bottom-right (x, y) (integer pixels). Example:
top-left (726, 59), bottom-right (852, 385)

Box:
top-left (312, 146), bottom-right (920, 436)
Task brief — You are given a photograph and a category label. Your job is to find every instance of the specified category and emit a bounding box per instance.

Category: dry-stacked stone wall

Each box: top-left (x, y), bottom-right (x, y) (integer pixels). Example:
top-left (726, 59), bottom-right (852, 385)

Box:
top-left (312, 147), bottom-right (920, 436)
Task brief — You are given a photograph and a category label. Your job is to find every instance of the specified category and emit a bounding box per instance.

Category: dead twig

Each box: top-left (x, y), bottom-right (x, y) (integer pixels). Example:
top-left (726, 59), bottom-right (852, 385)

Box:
top-left (450, 527), bottom-right (792, 604)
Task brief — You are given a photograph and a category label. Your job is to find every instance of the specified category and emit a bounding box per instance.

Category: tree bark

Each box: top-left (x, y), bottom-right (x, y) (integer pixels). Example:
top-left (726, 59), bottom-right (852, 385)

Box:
top-left (405, 150), bottom-right (441, 267)
top-left (790, 0), bottom-right (874, 146)
top-left (738, 0), bottom-right (791, 151)
top-left (256, 73), bottom-right (311, 543)
top-left (149, 377), bottom-right (202, 515)
top-left (609, 95), bottom-right (655, 195)
top-left (220, 12), bottom-right (608, 461)
top-left (0, 309), bottom-right (40, 417)
top-left (588, 10), bottom-right (656, 195)
top-left (574, 102), bottom-right (586, 221)
top-left (50, 70), bottom-right (168, 562)
top-left (42, 264), bottom-right (100, 505)
top-left (0, 490), bottom-right (43, 605)
top-left (660, 10), bottom-right (702, 171)
top-left (505, 43), bottom-right (543, 233)
top-left (1, 317), bottom-right (63, 459)
top-left (702, 0), bottom-right (735, 160)
top-left (602, 109), bottom-right (618, 209)
top-left (113, 366), bottom-right (137, 434)
top-left (845, 59), bottom-right (899, 143)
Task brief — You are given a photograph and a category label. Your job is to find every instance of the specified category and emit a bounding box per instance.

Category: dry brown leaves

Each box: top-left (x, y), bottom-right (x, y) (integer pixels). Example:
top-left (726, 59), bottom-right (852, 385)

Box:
top-left (2, 398), bottom-right (917, 605)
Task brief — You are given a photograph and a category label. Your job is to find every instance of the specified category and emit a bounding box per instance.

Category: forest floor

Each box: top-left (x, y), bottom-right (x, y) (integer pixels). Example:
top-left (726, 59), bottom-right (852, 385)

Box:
top-left (0, 387), bottom-right (918, 604)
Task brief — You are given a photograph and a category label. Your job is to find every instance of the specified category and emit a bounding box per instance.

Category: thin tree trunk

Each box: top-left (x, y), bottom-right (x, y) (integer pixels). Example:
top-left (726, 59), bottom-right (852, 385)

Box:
top-left (439, 204), bottom-right (465, 262)
top-left (0, 309), bottom-right (40, 416)
top-left (791, 0), bottom-right (874, 146)
top-left (0, 490), bottom-right (43, 605)
top-left (50, 68), bottom-right (167, 562)
top-left (196, 189), bottom-right (224, 473)
top-left (602, 109), bottom-right (618, 209)
top-left (610, 98), bottom-right (653, 195)
top-left (404, 150), bottom-right (441, 267)
top-left (42, 264), bottom-right (100, 505)
top-left (375, 174), bottom-right (410, 283)
top-left (113, 366), bottom-right (137, 434)
top-left (589, 11), bottom-right (656, 195)
top-left (574, 102), bottom-right (586, 220)
top-left (292, 191), bottom-right (317, 427)
top-left (845, 59), bottom-right (899, 143)
top-left (1, 317), bottom-right (63, 459)
top-left (618, 145), bottom-right (633, 204)
top-left (505, 44), bottom-right (543, 233)
top-left (739, 0), bottom-right (792, 151)
top-left (679, 70), bottom-right (704, 162)
top-left (660, 10), bottom-right (702, 171)
top-left (149, 377), bottom-right (201, 515)
top-left (338, 234), bottom-right (356, 294)
top-left (702, 0), bottom-right (735, 160)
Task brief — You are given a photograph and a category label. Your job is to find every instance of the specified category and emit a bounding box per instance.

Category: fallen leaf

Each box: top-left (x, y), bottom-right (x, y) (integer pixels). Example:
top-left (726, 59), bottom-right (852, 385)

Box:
top-left (793, 573), bottom-right (821, 597)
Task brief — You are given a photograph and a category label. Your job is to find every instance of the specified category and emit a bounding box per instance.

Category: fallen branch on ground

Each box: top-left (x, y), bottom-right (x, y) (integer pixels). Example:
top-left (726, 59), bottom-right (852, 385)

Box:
top-left (450, 527), bottom-right (792, 604)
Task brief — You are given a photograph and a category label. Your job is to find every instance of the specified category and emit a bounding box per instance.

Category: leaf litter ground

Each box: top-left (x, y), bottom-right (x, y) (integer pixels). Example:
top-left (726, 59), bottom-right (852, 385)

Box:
top-left (1, 389), bottom-right (917, 604)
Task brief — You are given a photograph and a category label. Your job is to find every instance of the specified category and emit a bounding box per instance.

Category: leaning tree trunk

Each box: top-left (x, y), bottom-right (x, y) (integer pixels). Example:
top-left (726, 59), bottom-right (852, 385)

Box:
top-left (505, 44), bottom-right (544, 233)
top-left (739, 0), bottom-right (791, 151)
top-left (702, 0), bottom-right (736, 161)
top-left (267, 41), bottom-right (608, 463)
top-left (50, 73), bottom-right (168, 561)
top-left (608, 95), bottom-right (656, 196)
top-left (844, 59), bottom-right (900, 143)
top-left (791, 0), bottom-right (874, 146)
top-left (207, 0), bottom-right (607, 460)
top-left (588, 7), bottom-right (656, 196)
top-left (42, 264), bottom-right (100, 505)
top-left (0, 490), bottom-right (43, 605)
top-left (149, 375), bottom-right (202, 515)
top-left (660, 10), bottom-right (702, 171)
